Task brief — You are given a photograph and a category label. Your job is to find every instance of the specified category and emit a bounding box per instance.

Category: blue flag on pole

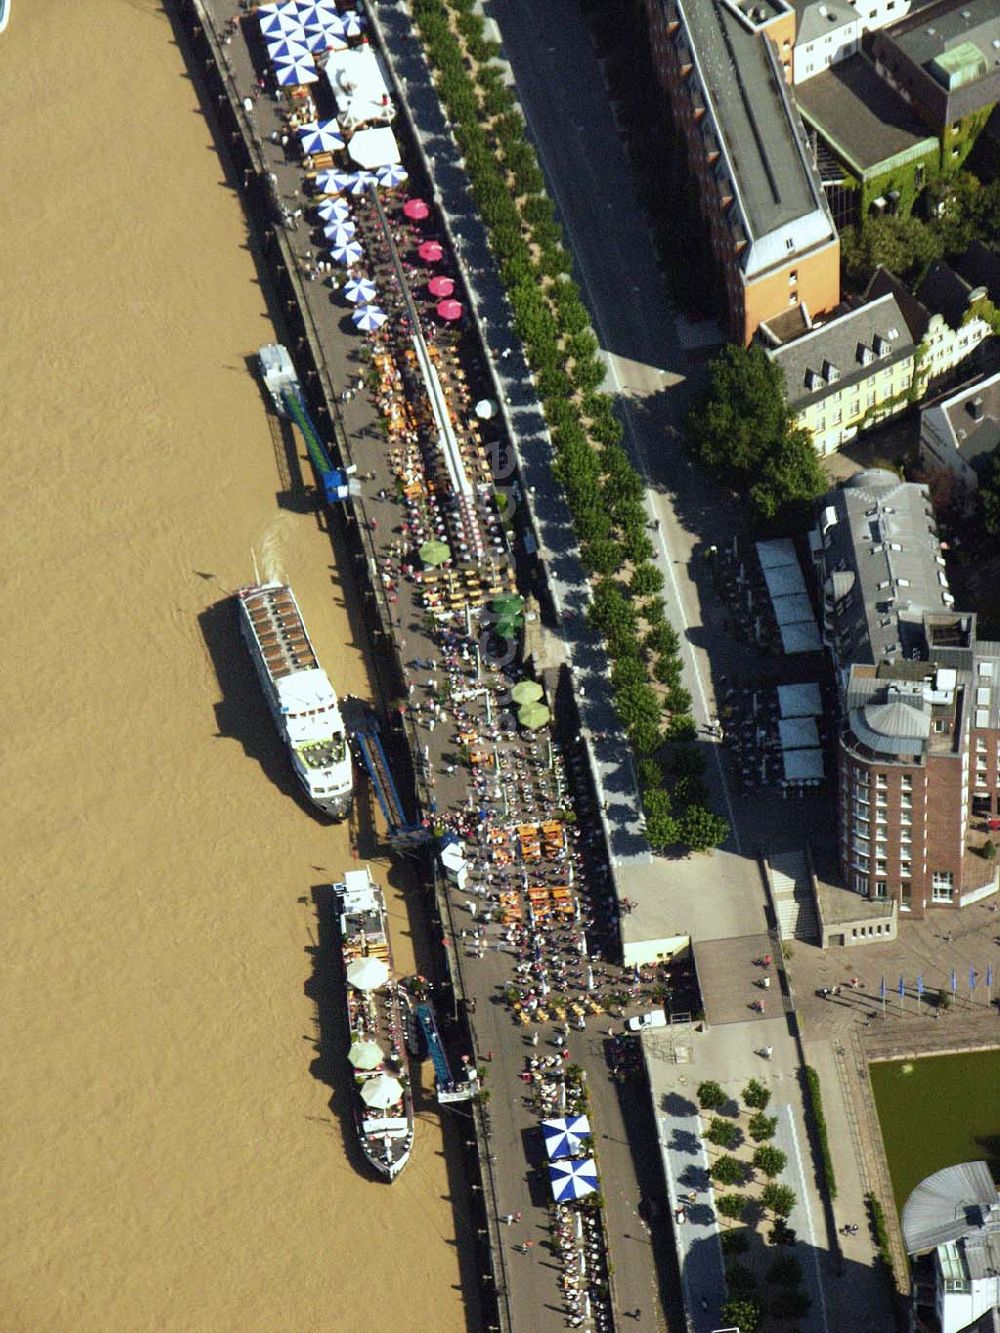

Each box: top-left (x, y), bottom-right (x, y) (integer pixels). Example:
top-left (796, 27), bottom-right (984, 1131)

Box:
top-left (898, 975), bottom-right (905, 997)
top-left (916, 975), bottom-right (924, 996)
top-left (970, 964), bottom-right (977, 991)
top-left (951, 968), bottom-right (958, 994)
top-left (879, 976), bottom-right (886, 1000)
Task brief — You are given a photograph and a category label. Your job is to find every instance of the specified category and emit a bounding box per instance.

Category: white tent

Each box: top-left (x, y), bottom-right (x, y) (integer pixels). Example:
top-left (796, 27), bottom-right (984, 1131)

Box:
top-left (779, 621), bottom-right (823, 655)
top-left (762, 561), bottom-right (807, 600)
top-left (756, 538), bottom-right (799, 569)
top-left (771, 592), bottom-right (814, 627)
top-left (348, 126), bottom-right (401, 170)
top-left (325, 46), bottom-right (393, 132)
top-left (782, 748), bottom-right (824, 784)
top-left (778, 716), bottom-right (820, 750)
top-left (346, 956), bottom-right (390, 991)
top-left (777, 682), bottom-right (822, 718)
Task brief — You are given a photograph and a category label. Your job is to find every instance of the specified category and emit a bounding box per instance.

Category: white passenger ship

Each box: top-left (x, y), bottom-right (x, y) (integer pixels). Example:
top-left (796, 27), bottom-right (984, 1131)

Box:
top-left (236, 581), bottom-right (353, 818)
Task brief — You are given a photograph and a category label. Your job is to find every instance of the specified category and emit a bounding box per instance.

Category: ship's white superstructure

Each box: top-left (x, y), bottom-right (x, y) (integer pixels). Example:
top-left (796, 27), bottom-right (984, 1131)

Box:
top-left (236, 582), bottom-right (353, 818)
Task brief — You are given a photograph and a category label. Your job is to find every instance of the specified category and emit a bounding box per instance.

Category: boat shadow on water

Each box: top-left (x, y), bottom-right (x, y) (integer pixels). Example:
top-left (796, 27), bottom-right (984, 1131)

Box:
top-left (198, 597), bottom-right (331, 822)
top-left (305, 882), bottom-right (385, 1179)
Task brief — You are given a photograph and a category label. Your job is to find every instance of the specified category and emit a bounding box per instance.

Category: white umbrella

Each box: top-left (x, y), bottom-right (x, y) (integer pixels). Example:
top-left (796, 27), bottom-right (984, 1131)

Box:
top-left (323, 220), bottom-right (357, 244)
top-left (542, 1115), bottom-right (593, 1160)
top-left (267, 36), bottom-right (313, 62)
top-left (348, 127), bottom-right (400, 170)
top-left (342, 12), bottom-right (365, 37)
top-left (259, 12), bottom-right (304, 38)
top-left (331, 238), bottom-right (364, 265)
top-left (474, 398), bottom-right (497, 420)
top-left (343, 276), bottom-right (377, 304)
top-left (360, 1073), bottom-right (404, 1109)
top-left (273, 55), bottom-right (319, 86)
top-left (315, 197), bottom-right (351, 223)
top-left (548, 1157), bottom-right (599, 1203)
top-left (346, 956), bottom-right (389, 991)
top-left (315, 169), bottom-right (354, 195)
top-left (348, 172), bottom-right (378, 197)
top-left (352, 305), bottom-right (387, 332)
top-left (348, 1039), bottom-right (385, 1070)
top-left (299, 120), bottom-right (345, 155)
top-left (376, 163), bottom-right (408, 189)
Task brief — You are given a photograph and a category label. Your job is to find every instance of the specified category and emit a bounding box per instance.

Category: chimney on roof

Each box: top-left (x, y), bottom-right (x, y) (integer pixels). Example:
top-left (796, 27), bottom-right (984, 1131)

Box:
top-left (968, 397), bottom-right (984, 421)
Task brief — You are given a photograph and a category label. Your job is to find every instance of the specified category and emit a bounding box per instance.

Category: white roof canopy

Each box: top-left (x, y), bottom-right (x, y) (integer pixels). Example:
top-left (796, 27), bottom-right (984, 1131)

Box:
top-left (777, 682), bottom-right (822, 717)
top-left (782, 748), bottom-right (824, 783)
top-left (325, 46), bottom-right (393, 132)
top-left (778, 716), bottom-right (820, 750)
top-left (347, 125), bottom-right (400, 170)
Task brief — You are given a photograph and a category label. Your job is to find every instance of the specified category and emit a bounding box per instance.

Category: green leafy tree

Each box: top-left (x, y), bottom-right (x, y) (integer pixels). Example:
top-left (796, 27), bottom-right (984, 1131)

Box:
top-left (721, 1227), bottom-right (750, 1254)
top-left (770, 1287), bottom-right (812, 1318)
top-left (686, 344), bottom-right (823, 525)
top-left (761, 1182), bottom-right (797, 1218)
top-left (697, 1079), bottom-right (726, 1110)
top-left (711, 1155), bottom-right (747, 1187)
top-left (637, 758), bottom-right (664, 790)
top-left (716, 1193), bottom-right (748, 1221)
top-left (840, 213), bottom-right (944, 287)
top-left (666, 714), bottom-right (698, 743)
top-left (748, 1112), bottom-right (778, 1142)
top-left (630, 563), bottom-right (665, 599)
top-left (767, 1254), bottom-right (803, 1287)
top-left (678, 804), bottom-right (729, 852)
top-left (742, 1078), bottom-right (772, 1110)
top-left (720, 1297), bottom-right (762, 1333)
top-left (643, 785), bottom-right (678, 849)
top-left (726, 1261), bottom-right (759, 1297)
top-left (706, 1117), bottom-right (742, 1150)
top-left (979, 445), bottom-right (1000, 535)
top-left (753, 1145), bottom-right (787, 1179)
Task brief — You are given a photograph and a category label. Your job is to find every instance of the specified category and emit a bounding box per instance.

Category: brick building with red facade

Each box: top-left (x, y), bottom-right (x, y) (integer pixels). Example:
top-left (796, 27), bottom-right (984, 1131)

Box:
top-left (813, 470), bottom-right (1000, 917)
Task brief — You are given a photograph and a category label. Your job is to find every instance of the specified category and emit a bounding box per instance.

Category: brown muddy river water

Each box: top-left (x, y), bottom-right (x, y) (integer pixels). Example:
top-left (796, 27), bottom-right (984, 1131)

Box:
top-left (0, 3), bottom-right (466, 1328)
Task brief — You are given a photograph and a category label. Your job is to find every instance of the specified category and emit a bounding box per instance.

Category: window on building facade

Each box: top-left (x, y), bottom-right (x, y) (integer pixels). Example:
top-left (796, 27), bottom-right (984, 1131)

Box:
top-left (875, 880), bottom-right (887, 898)
top-left (932, 870), bottom-right (954, 901)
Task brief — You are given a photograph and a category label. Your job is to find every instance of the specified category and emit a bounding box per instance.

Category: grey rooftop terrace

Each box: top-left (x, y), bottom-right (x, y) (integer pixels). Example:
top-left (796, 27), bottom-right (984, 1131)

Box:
top-left (795, 54), bottom-right (937, 174)
top-left (663, 0), bottom-right (833, 255)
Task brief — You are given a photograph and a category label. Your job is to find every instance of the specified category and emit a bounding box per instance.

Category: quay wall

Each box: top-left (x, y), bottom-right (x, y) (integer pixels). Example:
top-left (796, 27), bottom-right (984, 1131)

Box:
top-left (176, 5), bottom-right (509, 1329)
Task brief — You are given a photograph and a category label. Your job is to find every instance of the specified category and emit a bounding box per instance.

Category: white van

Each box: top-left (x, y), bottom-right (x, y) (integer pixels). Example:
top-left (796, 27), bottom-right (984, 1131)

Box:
top-left (627, 1010), bottom-right (668, 1032)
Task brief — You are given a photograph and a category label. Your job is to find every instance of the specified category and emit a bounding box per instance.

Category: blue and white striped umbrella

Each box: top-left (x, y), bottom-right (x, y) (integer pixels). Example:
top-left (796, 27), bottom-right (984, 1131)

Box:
top-left (376, 163), bottom-right (408, 189)
top-left (323, 222), bottom-right (357, 247)
top-left (548, 1157), bottom-right (599, 1203)
top-left (315, 197), bottom-right (351, 223)
top-left (343, 277), bottom-right (377, 305)
top-left (299, 120), bottom-right (345, 155)
top-left (273, 55), bottom-right (319, 86)
top-left (315, 11), bottom-right (349, 39)
top-left (347, 172), bottom-right (378, 197)
top-left (267, 36), bottom-right (313, 63)
top-left (258, 10), bottom-right (304, 38)
top-left (316, 201), bottom-right (351, 226)
top-left (541, 1115), bottom-right (592, 1161)
top-left (342, 12), bottom-right (365, 38)
top-left (300, 27), bottom-right (336, 52)
top-left (315, 169), bottom-right (354, 195)
top-left (331, 238), bottom-right (364, 265)
top-left (352, 304), bottom-right (387, 332)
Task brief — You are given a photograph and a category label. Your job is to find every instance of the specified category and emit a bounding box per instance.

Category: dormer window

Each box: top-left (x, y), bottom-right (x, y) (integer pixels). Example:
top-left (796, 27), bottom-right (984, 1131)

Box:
top-left (858, 343), bottom-right (874, 366)
top-left (806, 368), bottom-right (824, 391)
top-left (824, 360), bottom-right (840, 384)
top-left (874, 335), bottom-right (890, 357)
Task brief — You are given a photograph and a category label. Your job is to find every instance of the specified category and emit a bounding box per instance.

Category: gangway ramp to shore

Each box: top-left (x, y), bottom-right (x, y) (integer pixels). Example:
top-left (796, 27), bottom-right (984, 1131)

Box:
top-left (416, 1003), bottom-right (453, 1088)
top-left (280, 387), bottom-right (349, 504)
top-left (354, 725), bottom-right (428, 849)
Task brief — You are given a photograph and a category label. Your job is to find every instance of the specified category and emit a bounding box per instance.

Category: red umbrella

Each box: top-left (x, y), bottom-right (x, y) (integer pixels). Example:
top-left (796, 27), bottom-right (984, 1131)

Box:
top-left (437, 298), bottom-right (463, 321)
top-left (418, 240), bottom-right (444, 263)
top-left (427, 275), bottom-right (455, 298)
top-left (403, 198), bottom-right (430, 220)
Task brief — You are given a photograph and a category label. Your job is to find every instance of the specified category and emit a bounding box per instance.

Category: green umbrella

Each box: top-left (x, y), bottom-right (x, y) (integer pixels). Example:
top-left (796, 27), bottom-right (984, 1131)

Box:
top-left (490, 594), bottom-right (524, 615)
top-left (510, 680), bottom-right (544, 705)
top-left (348, 1039), bottom-right (385, 1071)
top-left (495, 618), bottom-right (520, 640)
top-left (419, 539), bottom-right (451, 567)
top-left (518, 702), bottom-right (551, 730)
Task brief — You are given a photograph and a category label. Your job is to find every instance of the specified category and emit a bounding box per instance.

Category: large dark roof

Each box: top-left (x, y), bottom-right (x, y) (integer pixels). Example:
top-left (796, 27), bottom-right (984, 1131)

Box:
top-left (958, 240), bottom-right (1000, 305)
top-left (794, 54), bottom-right (937, 175)
top-left (918, 260), bottom-right (978, 329)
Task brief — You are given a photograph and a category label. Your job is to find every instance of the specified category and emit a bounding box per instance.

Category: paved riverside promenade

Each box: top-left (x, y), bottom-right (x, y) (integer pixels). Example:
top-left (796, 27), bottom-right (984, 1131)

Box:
top-left (181, 3), bottom-right (677, 1329)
